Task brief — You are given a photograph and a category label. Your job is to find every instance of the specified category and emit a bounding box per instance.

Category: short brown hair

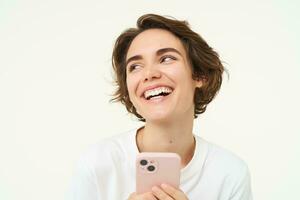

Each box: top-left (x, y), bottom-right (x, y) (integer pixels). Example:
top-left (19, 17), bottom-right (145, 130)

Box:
top-left (111, 14), bottom-right (225, 121)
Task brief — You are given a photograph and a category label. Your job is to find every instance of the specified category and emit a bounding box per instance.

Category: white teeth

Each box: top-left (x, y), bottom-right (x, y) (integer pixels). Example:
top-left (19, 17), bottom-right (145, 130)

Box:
top-left (144, 87), bottom-right (173, 99)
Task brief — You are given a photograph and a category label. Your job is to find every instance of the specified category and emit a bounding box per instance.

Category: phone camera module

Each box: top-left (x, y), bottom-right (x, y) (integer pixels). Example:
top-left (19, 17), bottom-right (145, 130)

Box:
top-left (140, 159), bottom-right (148, 166)
top-left (147, 165), bottom-right (155, 172)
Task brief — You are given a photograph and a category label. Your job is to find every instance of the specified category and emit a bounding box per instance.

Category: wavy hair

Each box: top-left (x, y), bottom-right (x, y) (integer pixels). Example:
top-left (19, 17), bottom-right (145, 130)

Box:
top-left (111, 14), bottom-right (225, 121)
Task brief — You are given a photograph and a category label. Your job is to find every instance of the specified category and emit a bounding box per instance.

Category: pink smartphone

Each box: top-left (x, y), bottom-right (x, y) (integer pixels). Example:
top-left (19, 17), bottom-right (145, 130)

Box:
top-left (136, 152), bottom-right (181, 194)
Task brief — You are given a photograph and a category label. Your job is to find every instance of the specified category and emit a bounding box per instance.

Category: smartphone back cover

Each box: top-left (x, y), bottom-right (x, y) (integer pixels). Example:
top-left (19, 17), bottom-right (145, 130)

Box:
top-left (136, 152), bottom-right (181, 194)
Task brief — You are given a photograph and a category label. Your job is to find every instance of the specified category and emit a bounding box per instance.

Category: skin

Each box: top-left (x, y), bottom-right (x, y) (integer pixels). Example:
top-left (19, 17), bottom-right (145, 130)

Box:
top-left (126, 29), bottom-right (202, 199)
top-left (129, 184), bottom-right (189, 200)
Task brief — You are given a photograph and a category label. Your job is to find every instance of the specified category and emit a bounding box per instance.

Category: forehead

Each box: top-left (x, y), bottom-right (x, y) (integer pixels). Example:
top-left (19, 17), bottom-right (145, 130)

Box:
top-left (126, 29), bottom-right (186, 59)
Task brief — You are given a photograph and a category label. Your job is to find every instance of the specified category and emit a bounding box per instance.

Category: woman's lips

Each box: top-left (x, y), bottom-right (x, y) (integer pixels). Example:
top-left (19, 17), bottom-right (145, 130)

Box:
top-left (140, 84), bottom-right (174, 98)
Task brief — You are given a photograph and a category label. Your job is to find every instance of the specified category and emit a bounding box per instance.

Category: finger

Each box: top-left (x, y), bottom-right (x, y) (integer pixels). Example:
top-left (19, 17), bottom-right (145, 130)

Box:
top-left (128, 192), bottom-right (157, 200)
top-left (144, 192), bottom-right (159, 200)
top-left (152, 186), bottom-right (174, 200)
top-left (160, 184), bottom-right (187, 200)
top-left (143, 192), bottom-right (157, 200)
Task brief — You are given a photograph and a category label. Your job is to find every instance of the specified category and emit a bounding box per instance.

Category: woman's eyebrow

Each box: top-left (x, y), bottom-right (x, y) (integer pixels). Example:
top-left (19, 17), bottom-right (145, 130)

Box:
top-left (126, 47), bottom-right (182, 66)
top-left (126, 55), bottom-right (142, 66)
top-left (156, 47), bottom-right (182, 56)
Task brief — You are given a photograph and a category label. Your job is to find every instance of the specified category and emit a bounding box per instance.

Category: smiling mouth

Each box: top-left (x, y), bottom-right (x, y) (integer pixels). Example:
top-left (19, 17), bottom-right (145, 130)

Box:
top-left (143, 87), bottom-right (173, 100)
top-left (145, 92), bottom-right (171, 100)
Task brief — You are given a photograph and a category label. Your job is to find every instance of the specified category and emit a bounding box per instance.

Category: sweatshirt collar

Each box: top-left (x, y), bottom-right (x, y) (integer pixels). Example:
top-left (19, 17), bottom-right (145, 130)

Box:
top-left (126, 126), bottom-right (208, 183)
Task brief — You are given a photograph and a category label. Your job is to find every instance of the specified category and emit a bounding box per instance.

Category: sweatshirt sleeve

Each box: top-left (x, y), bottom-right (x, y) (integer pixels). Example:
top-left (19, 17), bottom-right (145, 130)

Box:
top-left (66, 155), bottom-right (100, 200)
top-left (229, 164), bottom-right (253, 200)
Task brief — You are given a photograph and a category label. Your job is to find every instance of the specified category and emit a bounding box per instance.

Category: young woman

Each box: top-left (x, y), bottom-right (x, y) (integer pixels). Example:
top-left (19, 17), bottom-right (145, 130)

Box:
top-left (68, 14), bottom-right (253, 200)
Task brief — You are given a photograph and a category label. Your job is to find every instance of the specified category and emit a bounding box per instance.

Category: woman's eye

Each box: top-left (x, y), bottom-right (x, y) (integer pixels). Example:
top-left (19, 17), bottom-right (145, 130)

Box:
top-left (128, 64), bottom-right (140, 72)
top-left (161, 55), bottom-right (176, 63)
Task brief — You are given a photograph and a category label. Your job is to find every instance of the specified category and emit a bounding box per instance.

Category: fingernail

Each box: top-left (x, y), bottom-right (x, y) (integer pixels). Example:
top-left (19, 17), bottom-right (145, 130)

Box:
top-left (161, 183), bottom-right (168, 188)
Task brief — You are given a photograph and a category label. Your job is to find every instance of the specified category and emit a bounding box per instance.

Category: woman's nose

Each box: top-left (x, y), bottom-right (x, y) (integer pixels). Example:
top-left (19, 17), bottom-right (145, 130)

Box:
top-left (143, 66), bottom-right (161, 82)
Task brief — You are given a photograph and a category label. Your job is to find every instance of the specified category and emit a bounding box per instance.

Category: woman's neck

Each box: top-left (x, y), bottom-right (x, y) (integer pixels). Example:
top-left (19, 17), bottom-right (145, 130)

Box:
top-left (136, 116), bottom-right (196, 168)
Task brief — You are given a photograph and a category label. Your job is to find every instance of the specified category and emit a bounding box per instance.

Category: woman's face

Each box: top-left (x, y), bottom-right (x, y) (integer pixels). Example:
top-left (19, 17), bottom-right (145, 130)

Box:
top-left (125, 29), bottom-right (202, 123)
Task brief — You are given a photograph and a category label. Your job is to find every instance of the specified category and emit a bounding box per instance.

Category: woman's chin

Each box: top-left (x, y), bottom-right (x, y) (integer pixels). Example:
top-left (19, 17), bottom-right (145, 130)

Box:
top-left (143, 113), bottom-right (173, 124)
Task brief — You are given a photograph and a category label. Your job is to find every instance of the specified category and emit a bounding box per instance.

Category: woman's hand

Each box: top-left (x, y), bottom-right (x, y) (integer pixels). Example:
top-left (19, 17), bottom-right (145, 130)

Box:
top-left (151, 184), bottom-right (189, 200)
top-left (128, 184), bottom-right (188, 200)
top-left (128, 192), bottom-right (157, 200)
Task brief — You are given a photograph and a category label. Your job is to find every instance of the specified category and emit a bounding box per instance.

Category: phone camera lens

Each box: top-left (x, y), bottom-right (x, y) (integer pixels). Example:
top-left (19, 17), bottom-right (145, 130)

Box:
top-left (147, 165), bottom-right (155, 172)
top-left (140, 159), bottom-right (148, 166)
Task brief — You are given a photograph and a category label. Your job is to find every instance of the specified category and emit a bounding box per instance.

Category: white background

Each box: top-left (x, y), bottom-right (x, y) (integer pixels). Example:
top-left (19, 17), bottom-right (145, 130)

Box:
top-left (0, 0), bottom-right (299, 199)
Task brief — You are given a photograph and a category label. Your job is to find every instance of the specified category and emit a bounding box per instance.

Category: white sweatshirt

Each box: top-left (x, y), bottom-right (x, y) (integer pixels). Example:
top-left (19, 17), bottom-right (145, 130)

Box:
top-left (67, 127), bottom-right (253, 200)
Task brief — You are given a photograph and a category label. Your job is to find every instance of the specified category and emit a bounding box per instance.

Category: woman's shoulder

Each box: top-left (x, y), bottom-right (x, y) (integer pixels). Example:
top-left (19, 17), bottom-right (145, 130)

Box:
top-left (76, 128), bottom-right (137, 170)
top-left (196, 136), bottom-right (250, 176)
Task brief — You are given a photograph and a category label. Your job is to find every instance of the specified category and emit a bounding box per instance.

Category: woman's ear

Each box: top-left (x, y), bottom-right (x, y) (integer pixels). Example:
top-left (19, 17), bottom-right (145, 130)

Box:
top-left (195, 80), bottom-right (203, 88)
top-left (195, 76), bottom-right (206, 88)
